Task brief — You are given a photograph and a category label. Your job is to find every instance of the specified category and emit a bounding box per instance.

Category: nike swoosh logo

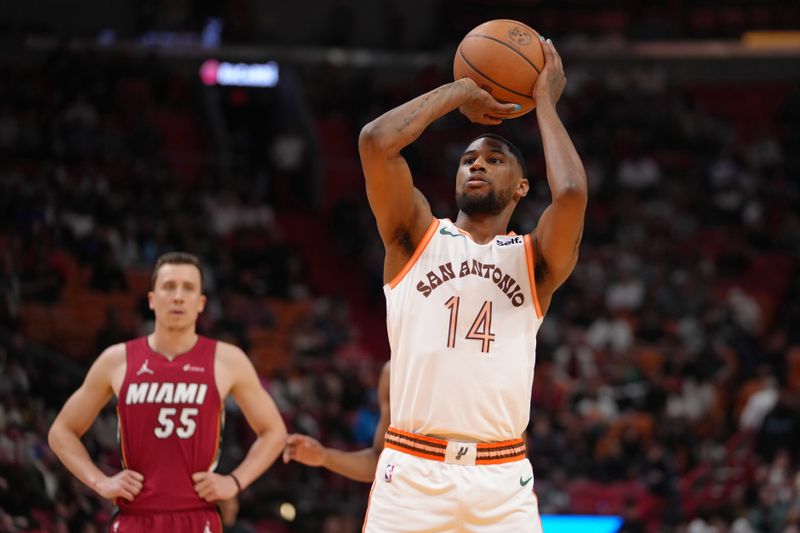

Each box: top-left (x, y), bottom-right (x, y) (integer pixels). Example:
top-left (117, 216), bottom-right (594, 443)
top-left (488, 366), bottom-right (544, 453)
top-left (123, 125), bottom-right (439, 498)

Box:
top-left (520, 475), bottom-right (533, 487)
top-left (439, 227), bottom-right (464, 238)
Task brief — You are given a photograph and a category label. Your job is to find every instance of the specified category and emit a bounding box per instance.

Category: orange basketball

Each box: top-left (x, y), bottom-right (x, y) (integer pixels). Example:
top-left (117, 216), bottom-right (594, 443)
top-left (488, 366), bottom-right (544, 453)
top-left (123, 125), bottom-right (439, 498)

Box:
top-left (453, 19), bottom-right (544, 118)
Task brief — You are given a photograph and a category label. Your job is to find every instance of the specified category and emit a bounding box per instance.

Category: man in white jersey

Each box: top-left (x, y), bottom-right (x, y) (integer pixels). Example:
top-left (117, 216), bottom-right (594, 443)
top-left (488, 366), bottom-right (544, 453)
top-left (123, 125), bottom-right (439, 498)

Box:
top-left (357, 37), bottom-right (586, 532)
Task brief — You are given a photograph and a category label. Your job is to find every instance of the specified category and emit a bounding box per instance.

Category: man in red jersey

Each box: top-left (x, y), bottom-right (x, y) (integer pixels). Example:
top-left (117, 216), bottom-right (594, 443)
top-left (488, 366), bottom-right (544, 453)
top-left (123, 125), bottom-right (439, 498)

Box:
top-left (48, 252), bottom-right (287, 532)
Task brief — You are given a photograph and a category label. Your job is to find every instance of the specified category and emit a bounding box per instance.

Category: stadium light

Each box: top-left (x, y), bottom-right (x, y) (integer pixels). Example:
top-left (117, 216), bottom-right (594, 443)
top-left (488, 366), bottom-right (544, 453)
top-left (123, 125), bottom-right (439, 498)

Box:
top-left (200, 59), bottom-right (279, 88)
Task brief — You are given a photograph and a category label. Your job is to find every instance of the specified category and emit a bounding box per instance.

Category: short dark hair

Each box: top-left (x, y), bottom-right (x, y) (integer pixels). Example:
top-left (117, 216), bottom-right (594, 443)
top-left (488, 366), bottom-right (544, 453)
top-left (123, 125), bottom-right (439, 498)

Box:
top-left (151, 252), bottom-right (204, 290)
top-left (468, 133), bottom-right (528, 180)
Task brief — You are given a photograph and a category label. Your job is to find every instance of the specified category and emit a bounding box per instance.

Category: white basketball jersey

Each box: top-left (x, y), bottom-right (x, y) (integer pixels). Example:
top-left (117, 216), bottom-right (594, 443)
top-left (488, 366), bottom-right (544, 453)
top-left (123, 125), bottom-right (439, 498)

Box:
top-left (384, 218), bottom-right (544, 442)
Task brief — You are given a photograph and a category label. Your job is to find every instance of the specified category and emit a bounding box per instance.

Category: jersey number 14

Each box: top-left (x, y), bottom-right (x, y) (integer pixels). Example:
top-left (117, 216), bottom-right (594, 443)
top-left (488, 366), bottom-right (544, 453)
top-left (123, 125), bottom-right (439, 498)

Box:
top-left (445, 296), bottom-right (496, 353)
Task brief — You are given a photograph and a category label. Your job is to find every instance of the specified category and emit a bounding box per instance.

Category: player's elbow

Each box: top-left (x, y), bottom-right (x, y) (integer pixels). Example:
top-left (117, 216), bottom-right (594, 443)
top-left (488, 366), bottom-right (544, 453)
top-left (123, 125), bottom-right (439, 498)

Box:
top-left (359, 121), bottom-right (397, 158)
top-left (553, 183), bottom-right (588, 208)
top-left (358, 122), bottom-right (382, 151)
top-left (47, 420), bottom-right (65, 453)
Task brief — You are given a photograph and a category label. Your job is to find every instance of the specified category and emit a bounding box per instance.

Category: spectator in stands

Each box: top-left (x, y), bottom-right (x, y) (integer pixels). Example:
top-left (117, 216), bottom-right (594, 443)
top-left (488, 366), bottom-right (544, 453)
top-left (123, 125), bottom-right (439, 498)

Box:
top-left (618, 498), bottom-right (645, 533)
top-left (747, 485), bottom-right (790, 532)
top-left (93, 307), bottom-right (135, 355)
top-left (88, 247), bottom-right (128, 293)
top-left (756, 384), bottom-right (800, 463)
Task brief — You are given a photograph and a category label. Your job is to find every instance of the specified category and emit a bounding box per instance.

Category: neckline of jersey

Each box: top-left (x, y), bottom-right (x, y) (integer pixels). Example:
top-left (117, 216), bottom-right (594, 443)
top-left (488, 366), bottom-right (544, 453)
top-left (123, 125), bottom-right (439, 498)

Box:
top-left (144, 334), bottom-right (203, 363)
top-left (443, 218), bottom-right (517, 245)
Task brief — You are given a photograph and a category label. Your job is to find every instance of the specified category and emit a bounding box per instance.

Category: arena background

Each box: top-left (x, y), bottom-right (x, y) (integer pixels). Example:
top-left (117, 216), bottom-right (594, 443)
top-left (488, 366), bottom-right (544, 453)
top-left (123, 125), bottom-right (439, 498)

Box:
top-left (1, 1), bottom-right (800, 531)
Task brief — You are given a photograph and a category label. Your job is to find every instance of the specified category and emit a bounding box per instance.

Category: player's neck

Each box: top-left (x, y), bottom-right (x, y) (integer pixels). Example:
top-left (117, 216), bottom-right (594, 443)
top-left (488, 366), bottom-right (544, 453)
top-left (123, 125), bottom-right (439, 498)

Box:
top-left (148, 330), bottom-right (199, 360)
top-left (454, 212), bottom-right (510, 244)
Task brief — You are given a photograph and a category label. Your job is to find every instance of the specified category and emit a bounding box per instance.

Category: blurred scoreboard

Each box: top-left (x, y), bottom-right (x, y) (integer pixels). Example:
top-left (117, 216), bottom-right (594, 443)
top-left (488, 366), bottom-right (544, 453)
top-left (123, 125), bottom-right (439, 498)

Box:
top-left (541, 515), bottom-right (622, 533)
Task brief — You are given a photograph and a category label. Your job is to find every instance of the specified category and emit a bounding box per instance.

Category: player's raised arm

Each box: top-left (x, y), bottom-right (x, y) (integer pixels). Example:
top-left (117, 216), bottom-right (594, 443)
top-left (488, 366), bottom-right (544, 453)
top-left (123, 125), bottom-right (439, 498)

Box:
top-left (530, 39), bottom-right (588, 312)
top-left (359, 78), bottom-right (519, 282)
top-left (283, 362), bottom-right (390, 482)
top-left (193, 343), bottom-right (287, 502)
top-left (48, 344), bottom-right (144, 501)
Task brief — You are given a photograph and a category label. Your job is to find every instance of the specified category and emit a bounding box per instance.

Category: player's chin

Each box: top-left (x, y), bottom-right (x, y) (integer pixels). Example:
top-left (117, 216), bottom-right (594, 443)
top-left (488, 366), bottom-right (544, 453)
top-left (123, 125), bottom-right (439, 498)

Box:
top-left (462, 187), bottom-right (491, 199)
top-left (165, 315), bottom-right (195, 328)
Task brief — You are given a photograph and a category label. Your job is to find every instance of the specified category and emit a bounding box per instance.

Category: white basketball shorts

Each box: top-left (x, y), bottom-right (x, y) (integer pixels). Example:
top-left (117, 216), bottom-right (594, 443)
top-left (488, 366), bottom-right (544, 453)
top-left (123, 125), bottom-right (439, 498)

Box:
top-left (362, 427), bottom-right (543, 533)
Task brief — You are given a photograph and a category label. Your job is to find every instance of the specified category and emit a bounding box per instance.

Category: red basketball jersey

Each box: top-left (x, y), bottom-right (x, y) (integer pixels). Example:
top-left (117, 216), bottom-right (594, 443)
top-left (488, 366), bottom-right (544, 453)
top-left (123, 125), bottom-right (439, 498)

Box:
top-left (117, 336), bottom-right (222, 513)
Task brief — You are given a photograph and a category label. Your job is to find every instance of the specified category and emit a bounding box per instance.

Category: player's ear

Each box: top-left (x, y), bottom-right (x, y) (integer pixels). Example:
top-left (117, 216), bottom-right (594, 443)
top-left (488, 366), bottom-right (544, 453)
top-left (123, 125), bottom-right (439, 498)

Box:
top-left (198, 294), bottom-right (207, 313)
top-left (147, 291), bottom-right (154, 310)
top-left (516, 178), bottom-right (529, 199)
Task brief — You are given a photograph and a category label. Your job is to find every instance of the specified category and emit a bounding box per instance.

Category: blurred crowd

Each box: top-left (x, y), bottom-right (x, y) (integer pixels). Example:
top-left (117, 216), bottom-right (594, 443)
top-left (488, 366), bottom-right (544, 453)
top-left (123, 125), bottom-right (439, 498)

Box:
top-left (1, 31), bottom-right (800, 533)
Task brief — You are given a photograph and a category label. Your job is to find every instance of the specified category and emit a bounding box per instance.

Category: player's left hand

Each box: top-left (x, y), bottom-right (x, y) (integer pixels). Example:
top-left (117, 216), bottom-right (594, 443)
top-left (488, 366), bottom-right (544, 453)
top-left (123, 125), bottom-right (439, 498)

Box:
top-left (191, 472), bottom-right (239, 502)
top-left (533, 38), bottom-right (566, 107)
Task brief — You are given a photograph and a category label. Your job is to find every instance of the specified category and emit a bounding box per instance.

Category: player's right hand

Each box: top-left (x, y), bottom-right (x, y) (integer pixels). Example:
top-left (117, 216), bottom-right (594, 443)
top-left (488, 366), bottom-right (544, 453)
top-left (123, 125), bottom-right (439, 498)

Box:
top-left (95, 469), bottom-right (144, 501)
top-left (282, 434), bottom-right (326, 467)
top-left (457, 78), bottom-right (520, 126)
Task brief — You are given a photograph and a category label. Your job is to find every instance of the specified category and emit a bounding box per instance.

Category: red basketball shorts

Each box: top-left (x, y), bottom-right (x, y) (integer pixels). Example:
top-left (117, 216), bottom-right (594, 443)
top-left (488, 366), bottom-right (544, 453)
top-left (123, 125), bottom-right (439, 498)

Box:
top-left (111, 509), bottom-right (222, 533)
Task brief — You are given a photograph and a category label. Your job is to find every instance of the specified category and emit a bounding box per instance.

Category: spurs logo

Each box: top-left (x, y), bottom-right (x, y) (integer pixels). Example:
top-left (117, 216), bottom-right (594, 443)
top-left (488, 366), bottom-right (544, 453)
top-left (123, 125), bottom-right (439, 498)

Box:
top-left (455, 446), bottom-right (469, 461)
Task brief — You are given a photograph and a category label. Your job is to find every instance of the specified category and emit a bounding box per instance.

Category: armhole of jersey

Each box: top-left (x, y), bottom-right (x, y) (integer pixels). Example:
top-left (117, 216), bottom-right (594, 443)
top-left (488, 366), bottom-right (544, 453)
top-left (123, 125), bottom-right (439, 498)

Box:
top-left (523, 234), bottom-right (543, 319)
top-left (117, 341), bottom-right (131, 470)
top-left (117, 405), bottom-right (129, 469)
top-left (205, 338), bottom-right (224, 472)
top-left (387, 218), bottom-right (439, 289)
top-left (208, 405), bottom-right (224, 471)
top-left (121, 340), bottom-right (133, 388)
top-left (209, 338), bottom-right (222, 402)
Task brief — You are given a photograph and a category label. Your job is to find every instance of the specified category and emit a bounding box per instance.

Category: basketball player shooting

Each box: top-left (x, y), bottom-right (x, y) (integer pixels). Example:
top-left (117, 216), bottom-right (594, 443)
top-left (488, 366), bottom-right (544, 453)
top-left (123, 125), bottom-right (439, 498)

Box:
top-left (48, 252), bottom-right (287, 532)
top-left (357, 38), bottom-right (586, 531)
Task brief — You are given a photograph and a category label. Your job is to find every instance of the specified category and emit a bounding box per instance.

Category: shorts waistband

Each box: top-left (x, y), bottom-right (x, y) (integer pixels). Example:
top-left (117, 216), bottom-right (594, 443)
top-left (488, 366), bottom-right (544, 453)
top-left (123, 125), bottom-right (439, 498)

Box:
top-left (384, 426), bottom-right (526, 466)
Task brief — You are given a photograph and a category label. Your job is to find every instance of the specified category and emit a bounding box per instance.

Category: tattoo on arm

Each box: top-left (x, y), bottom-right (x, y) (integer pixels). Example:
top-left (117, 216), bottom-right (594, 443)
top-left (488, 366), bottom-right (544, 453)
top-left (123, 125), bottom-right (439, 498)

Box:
top-left (397, 99), bottom-right (427, 134)
top-left (395, 89), bottom-right (440, 135)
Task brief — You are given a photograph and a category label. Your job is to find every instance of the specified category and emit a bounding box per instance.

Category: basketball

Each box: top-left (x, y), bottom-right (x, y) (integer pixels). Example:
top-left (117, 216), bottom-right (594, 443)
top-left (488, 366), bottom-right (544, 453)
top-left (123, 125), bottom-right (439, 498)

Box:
top-left (453, 19), bottom-right (545, 118)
